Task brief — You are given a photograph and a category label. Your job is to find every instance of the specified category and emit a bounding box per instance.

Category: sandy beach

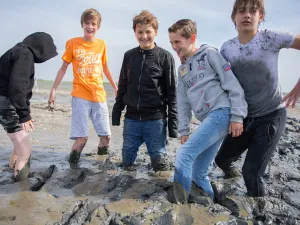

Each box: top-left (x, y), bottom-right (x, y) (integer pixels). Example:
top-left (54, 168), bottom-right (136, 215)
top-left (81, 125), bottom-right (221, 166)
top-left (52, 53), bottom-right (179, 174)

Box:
top-left (0, 81), bottom-right (299, 225)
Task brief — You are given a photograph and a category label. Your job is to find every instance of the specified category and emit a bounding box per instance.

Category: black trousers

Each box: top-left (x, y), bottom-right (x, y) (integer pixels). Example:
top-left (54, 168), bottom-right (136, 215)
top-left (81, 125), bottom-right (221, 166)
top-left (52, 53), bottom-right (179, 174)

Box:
top-left (215, 108), bottom-right (287, 197)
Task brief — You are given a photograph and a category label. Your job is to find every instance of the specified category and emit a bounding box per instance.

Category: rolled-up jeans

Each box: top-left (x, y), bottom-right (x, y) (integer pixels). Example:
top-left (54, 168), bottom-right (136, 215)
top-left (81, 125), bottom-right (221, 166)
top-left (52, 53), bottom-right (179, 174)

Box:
top-left (174, 107), bottom-right (230, 198)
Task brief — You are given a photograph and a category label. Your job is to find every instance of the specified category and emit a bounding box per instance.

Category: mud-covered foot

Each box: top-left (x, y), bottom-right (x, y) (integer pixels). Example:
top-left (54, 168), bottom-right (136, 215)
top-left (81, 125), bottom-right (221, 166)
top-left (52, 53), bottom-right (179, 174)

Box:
top-left (151, 155), bottom-right (169, 172)
top-left (121, 163), bottom-right (136, 171)
top-left (97, 146), bottom-right (109, 155)
top-left (68, 150), bottom-right (81, 168)
top-left (223, 167), bottom-right (241, 178)
top-left (167, 182), bottom-right (189, 204)
top-left (189, 182), bottom-right (214, 205)
top-left (14, 159), bottom-right (31, 182)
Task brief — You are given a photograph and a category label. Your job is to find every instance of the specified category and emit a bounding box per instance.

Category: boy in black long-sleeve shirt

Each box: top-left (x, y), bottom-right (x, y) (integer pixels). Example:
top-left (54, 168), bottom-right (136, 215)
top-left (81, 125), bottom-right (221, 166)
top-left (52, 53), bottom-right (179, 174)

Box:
top-left (112, 10), bottom-right (178, 171)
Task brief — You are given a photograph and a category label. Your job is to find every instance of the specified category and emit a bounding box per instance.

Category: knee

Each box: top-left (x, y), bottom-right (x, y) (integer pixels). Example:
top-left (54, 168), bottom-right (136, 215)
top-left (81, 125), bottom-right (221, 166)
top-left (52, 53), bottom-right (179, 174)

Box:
top-left (175, 149), bottom-right (191, 167)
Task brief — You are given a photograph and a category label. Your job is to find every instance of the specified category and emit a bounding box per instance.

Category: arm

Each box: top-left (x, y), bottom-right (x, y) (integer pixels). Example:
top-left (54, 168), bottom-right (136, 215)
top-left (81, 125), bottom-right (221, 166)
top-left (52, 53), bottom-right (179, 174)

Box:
top-left (177, 68), bottom-right (192, 140)
top-left (112, 54), bottom-right (128, 126)
top-left (48, 61), bottom-right (69, 106)
top-left (290, 34), bottom-right (300, 50)
top-left (208, 48), bottom-right (248, 137)
top-left (9, 54), bottom-right (34, 124)
top-left (281, 35), bottom-right (300, 107)
top-left (103, 62), bottom-right (118, 95)
top-left (164, 55), bottom-right (178, 138)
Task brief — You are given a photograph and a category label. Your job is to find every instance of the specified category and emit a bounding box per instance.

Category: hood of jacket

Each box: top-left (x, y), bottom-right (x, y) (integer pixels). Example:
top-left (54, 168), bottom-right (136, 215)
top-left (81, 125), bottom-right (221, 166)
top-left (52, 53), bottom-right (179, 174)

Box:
top-left (19, 32), bottom-right (58, 63)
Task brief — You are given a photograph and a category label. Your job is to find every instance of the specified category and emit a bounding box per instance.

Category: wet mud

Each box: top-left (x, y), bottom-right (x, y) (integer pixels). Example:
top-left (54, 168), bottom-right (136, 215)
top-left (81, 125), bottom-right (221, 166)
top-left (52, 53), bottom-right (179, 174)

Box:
top-left (0, 86), bottom-right (300, 225)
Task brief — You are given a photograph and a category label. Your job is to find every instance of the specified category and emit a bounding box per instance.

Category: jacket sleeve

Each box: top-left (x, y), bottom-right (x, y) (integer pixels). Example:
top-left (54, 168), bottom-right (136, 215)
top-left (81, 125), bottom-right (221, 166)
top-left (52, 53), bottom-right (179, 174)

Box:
top-left (112, 53), bottom-right (128, 125)
top-left (164, 54), bottom-right (178, 138)
top-left (177, 67), bottom-right (192, 136)
top-left (208, 48), bottom-right (248, 122)
top-left (9, 53), bottom-right (34, 123)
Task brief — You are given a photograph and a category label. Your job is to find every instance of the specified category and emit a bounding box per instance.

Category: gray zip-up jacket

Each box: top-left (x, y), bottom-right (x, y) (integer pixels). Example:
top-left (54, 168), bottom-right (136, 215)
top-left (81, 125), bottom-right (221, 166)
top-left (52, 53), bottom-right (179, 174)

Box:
top-left (177, 44), bottom-right (248, 136)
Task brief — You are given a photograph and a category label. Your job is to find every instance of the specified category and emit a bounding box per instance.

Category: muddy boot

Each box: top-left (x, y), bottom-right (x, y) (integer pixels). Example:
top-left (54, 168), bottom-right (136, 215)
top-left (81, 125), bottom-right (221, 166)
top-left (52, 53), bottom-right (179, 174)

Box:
top-left (223, 167), bottom-right (241, 178)
top-left (167, 182), bottom-right (189, 204)
top-left (123, 165), bottom-right (136, 171)
top-left (189, 182), bottom-right (214, 205)
top-left (14, 158), bottom-right (30, 182)
top-left (68, 150), bottom-right (81, 168)
top-left (97, 146), bottom-right (109, 155)
top-left (151, 155), bottom-right (169, 172)
top-left (218, 162), bottom-right (241, 178)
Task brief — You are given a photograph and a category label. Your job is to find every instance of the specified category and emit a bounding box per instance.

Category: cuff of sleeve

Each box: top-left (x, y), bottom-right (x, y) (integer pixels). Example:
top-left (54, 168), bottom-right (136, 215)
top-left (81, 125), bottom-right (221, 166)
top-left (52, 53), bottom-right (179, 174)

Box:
top-left (230, 115), bottom-right (243, 123)
top-left (19, 115), bottom-right (31, 123)
top-left (112, 111), bottom-right (121, 126)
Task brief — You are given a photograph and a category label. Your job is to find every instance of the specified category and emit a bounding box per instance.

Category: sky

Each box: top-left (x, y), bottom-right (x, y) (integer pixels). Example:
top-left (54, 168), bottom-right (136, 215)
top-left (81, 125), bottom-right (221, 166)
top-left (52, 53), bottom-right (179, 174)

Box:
top-left (0, 0), bottom-right (299, 92)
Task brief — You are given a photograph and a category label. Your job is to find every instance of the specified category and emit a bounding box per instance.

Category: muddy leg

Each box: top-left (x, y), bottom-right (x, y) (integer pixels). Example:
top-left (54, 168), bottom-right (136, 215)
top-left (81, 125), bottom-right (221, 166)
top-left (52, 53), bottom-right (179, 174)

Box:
top-left (7, 130), bottom-right (32, 181)
top-left (69, 137), bottom-right (88, 166)
top-left (97, 135), bottom-right (110, 155)
top-left (9, 148), bottom-right (18, 169)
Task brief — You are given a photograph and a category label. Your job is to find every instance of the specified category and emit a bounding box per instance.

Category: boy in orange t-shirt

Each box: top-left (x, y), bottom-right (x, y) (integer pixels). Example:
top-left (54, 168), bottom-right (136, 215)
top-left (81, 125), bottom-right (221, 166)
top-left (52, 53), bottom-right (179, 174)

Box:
top-left (48, 8), bottom-right (118, 166)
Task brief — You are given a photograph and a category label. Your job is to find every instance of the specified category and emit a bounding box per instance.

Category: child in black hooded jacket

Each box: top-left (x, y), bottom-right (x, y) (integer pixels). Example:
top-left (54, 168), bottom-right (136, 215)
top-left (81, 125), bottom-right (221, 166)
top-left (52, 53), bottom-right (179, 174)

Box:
top-left (0, 32), bottom-right (57, 181)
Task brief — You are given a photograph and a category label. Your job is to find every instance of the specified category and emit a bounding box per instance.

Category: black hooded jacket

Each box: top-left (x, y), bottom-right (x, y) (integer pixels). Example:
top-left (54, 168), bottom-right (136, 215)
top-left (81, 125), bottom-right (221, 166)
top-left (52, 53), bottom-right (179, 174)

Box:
top-left (112, 45), bottom-right (178, 138)
top-left (0, 32), bottom-right (58, 123)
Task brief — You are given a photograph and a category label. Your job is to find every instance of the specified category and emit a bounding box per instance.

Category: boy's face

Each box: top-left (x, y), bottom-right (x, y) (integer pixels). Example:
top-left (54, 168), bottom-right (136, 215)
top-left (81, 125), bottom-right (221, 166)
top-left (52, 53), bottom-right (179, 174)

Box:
top-left (233, 3), bottom-right (264, 33)
top-left (82, 19), bottom-right (99, 40)
top-left (169, 31), bottom-right (195, 58)
top-left (134, 24), bottom-right (157, 50)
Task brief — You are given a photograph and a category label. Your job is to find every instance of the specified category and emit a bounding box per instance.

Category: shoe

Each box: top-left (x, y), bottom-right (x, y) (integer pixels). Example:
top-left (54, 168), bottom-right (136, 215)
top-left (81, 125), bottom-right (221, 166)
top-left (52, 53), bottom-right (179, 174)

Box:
top-left (151, 155), bottom-right (169, 172)
top-left (167, 182), bottom-right (189, 204)
top-left (218, 162), bottom-right (241, 178)
top-left (223, 167), bottom-right (241, 178)
top-left (97, 146), bottom-right (109, 155)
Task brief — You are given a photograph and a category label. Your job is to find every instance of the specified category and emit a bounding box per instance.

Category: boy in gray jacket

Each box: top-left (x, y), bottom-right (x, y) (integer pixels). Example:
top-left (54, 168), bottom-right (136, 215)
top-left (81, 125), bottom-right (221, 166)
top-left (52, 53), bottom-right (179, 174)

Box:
top-left (168, 19), bottom-right (248, 203)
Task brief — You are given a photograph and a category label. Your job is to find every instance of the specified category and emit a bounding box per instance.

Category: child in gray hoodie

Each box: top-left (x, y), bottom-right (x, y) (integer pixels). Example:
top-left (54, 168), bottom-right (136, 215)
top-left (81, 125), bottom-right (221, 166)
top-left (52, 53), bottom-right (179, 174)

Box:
top-left (167, 19), bottom-right (248, 204)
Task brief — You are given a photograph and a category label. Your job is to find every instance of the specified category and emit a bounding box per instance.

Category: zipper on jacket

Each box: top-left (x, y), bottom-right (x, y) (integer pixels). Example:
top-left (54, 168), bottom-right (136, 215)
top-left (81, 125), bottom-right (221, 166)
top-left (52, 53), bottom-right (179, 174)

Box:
top-left (137, 54), bottom-right (146, 120)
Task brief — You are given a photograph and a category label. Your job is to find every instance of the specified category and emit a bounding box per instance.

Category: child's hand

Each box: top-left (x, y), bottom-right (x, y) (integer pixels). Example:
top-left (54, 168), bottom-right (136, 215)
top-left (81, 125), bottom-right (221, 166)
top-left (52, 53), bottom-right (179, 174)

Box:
top-left (180, 135), bottom-right (189, 144)
top-left (48, 91), bottom-right (56, 111)
top-left (281, 78), bottom-right (300, 108)
top-left (21, 120), bottom-right (35, 133)
top-left (229, 122), bottom-right (243, 137)
top-left (113, 86), bottom-right (118, 96)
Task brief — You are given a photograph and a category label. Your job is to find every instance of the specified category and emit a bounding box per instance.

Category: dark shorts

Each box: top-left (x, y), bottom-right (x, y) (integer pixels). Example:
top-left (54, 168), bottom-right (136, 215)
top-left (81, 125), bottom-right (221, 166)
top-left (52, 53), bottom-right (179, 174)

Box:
top-left (0, 96), bottom-right (22, 133)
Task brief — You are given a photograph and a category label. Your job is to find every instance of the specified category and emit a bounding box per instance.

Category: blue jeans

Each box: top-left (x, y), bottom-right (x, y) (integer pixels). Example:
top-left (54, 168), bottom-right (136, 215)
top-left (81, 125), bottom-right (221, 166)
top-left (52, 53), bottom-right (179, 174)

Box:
top-left (122, 118), bottom-right (167, 167)
top-left (174, 107), bottom-right (230, 198)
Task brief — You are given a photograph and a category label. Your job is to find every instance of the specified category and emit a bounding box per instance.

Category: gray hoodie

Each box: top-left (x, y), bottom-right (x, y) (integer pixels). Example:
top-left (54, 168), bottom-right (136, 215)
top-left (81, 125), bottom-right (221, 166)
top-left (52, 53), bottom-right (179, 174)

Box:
top-left (177, 44), bottom-right (247, 136)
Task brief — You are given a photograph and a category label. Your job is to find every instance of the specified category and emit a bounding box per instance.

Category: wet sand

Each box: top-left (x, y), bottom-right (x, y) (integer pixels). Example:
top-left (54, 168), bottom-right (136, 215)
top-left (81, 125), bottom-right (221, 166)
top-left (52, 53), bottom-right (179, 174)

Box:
top-left (0, 81), bottom-right (299, 225)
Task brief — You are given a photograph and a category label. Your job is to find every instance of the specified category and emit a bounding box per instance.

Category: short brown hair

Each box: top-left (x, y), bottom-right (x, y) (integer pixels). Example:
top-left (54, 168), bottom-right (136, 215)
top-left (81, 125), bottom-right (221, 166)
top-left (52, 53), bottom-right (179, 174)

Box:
top-left (231, 0), bottom-right (265, 25)
top-left (168, 19), bottom-right (197, 39)
top-left (81, 8), bottom-right (102, 28)
top-left (132, 10), bottom-right (158, 31)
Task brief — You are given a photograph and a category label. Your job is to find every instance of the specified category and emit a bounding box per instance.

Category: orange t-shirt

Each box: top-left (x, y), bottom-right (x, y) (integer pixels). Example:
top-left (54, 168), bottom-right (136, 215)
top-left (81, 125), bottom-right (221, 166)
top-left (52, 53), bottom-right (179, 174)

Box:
top-left (62, 37), bottom-right (108, 102)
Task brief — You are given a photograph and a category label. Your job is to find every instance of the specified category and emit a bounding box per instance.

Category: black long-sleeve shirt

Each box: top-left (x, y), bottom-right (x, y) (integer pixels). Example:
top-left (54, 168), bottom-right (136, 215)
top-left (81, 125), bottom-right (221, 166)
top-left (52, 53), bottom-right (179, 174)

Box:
top-left (112, 45), bottom-right (178, 138)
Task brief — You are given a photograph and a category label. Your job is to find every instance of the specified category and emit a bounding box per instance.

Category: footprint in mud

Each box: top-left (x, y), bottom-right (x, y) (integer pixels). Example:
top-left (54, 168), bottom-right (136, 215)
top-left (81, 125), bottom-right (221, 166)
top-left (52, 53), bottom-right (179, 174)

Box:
top-left (63, 168), bottom-right (93, 189)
